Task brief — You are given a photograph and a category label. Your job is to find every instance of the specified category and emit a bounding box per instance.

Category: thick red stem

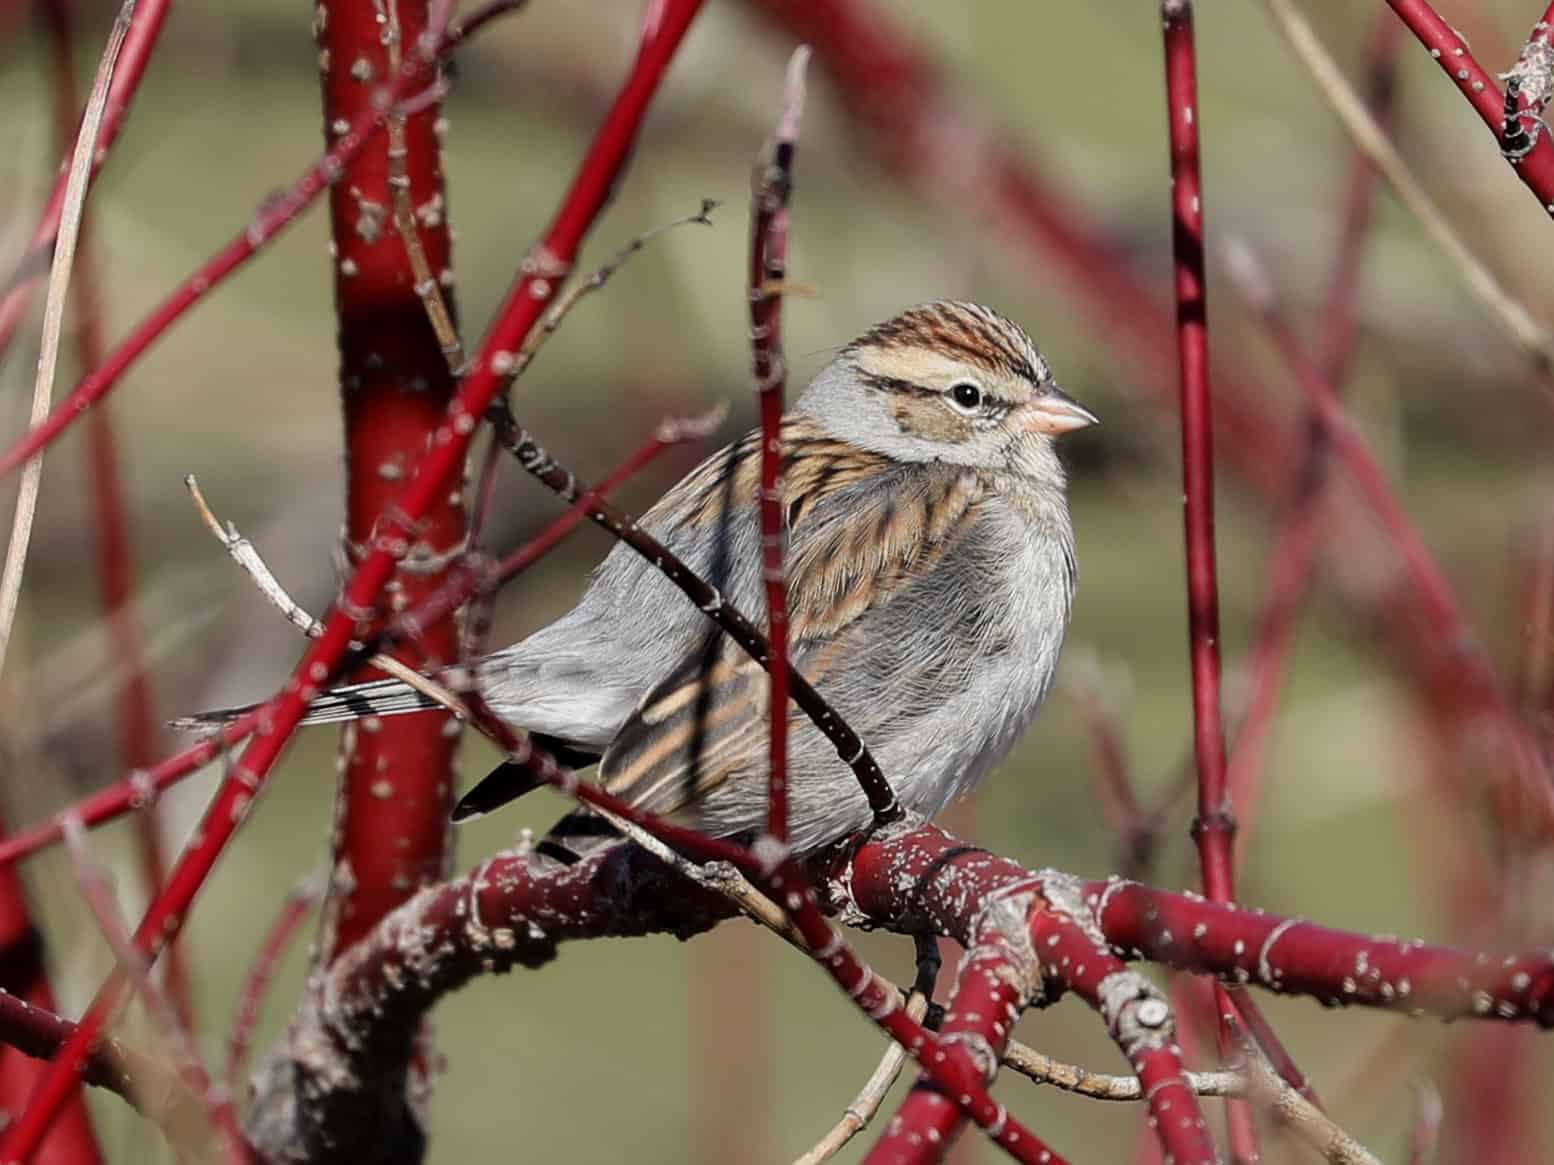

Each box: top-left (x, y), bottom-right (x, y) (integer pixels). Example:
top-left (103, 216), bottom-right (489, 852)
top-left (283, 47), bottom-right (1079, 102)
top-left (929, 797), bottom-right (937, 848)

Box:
top-left (317, 0), bottom-right (463, 963)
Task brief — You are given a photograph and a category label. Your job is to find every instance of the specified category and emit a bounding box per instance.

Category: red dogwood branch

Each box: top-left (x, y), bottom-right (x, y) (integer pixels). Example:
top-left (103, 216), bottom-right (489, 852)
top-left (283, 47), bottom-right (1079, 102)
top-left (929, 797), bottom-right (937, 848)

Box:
top-left (1224, 242), bottom-right (1554, 842)
top-left (0, 2), bottom-right (705, 1156)
top-left (244, 813), bottom-right (1554, 1164)
top-left (0, 0), bottom-right (172, 361)
top-left (1224, 11), bottom-right (1403, 844)
top-left (1160, 7), bottom-right (1265, 1156)
top-left (0, 0), bottom-right (524, 484)
top-left (1385, 0), bottom-right (1554, 212)
top-left (315, 0), bottom-right (464, 971)
top-left (750, 47), bottom-right (807, 844)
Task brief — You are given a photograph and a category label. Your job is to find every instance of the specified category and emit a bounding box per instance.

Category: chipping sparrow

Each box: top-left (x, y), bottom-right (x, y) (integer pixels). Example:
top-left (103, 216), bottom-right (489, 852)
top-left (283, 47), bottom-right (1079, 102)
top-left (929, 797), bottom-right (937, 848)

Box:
top-left (224, 302), bottom-right (1095, 858)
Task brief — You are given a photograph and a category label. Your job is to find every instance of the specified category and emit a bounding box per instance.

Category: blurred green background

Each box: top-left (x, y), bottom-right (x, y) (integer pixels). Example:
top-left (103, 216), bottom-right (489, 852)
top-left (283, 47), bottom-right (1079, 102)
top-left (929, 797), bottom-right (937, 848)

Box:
top-left (4, 1), bottom-right (1554, 1161)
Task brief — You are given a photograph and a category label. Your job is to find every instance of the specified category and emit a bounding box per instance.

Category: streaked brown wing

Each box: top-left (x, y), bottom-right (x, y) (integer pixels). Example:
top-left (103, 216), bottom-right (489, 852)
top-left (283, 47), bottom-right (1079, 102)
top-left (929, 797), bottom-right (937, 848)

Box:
top-left (597, 455), bottom-right (983, 819)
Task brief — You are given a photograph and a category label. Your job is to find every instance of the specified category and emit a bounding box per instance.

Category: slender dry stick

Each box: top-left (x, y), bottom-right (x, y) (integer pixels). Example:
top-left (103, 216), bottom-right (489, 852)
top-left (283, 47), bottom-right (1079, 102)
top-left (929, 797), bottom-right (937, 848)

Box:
top-left (1159, 7), bottom-right (1263, 1161)
top-left (182, 476), bottom-right (472, 719)
top-left (225, 870), bottom-right (323, 1093)
top-left (59, 817), bottom-right (251, 1165)
top-left (1004, 1034), bottom-right (1379, 1163)
top-left (750, 46), bottom-right (808, 844)
top-left (40, 0), bottom-right (189, 1036)
top-left (1002, 1047), bottom-right (1240, 1101)
top-left (1238, 1038), bottom-right (1380, 1165)
top-left (1405, 1080), bottom-right (1443, 1165)
top-left (1261, 0), bottom-right (1554, 375)
top-left (793, 938), bottom-right (935, 1165)
top-left (0, 0), bottom-right (132, 679)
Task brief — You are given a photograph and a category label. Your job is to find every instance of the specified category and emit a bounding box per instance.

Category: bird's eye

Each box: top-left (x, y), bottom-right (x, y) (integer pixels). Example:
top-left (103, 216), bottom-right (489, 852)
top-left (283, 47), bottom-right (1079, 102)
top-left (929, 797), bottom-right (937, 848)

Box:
top-left (949, 382), bottom-right (982, 411)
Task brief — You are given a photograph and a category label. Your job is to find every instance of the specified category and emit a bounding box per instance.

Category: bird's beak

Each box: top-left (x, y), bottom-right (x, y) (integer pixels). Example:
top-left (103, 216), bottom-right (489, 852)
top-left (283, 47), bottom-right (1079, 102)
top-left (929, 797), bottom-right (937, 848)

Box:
top-left (1018, 387), bottom-right (1098, 435)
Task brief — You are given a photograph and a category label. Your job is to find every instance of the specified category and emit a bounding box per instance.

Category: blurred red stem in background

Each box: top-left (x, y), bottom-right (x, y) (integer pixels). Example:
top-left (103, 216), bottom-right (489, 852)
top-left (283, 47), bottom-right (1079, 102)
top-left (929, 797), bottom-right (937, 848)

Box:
top-left (0, 0), bottom-right (172, 362)
top-left (0, 1), bottom-right (704, 1156)
top-left (1225, 10), bottom-right (1402, 871)
top-left (39, 0), bottom-right (191, 1034)
top-left (1227, 243), bottom-right (1554, 839)
top-left (225, 874), bottom-right (320, 1093)
top-left (742, 0), bottom-right (1552, 853)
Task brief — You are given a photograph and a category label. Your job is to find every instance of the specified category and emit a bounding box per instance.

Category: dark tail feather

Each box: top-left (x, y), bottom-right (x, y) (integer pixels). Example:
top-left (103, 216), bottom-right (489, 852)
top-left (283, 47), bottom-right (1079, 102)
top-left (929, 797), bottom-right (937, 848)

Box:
top-left (450, 734), bottom-right (602, 824)
top-left (170, 677), bottom-right (439, 732)
top-left (534, 809), bottom-right (620, 865)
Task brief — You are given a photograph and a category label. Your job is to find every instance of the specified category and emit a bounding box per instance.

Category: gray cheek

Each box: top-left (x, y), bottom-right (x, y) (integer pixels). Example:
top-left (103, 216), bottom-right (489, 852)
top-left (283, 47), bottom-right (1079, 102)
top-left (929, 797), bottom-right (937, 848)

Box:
top-left (887, 398), bottom-right (974, 444)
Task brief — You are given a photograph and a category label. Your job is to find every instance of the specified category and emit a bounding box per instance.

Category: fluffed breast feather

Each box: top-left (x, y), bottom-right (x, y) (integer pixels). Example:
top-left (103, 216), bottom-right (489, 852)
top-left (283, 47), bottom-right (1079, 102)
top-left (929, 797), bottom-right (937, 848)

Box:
top-left (597, 418), bottom-right (992, 819)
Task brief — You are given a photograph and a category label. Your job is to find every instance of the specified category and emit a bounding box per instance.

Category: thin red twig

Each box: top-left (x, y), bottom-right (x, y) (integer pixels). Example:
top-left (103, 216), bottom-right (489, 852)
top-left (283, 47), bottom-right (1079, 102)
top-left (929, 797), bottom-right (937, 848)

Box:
top-left (1225, 243), bottom-right (1554, 840)
top-left (1385, 0), bottom-right (1554, 213)
top-left (749, 47), bottom-right (807, 844)
top-left (225, 873), bottom-right (321, 1094)
top-left (59, 818), bottom-right (249, 1164)
top-left (0, 0), bottom-right (173, 361)
top-left (1224, 1), bottom-right (1402, 970)
top-left (0, 709), bottom-right (260, 869)
top-left (39, 0), bottom-right (191, 1036)
top-left (0, 3), bottom-right (703, 1155)
top-left (1161, 7), bottom-right (1258, 1158)
top-left (0, 413), bottom-right (712, 876)
top-left (1161, 0), bottom-right (1233, 924)
top-left (0, 0), bottom-right (525, 483)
